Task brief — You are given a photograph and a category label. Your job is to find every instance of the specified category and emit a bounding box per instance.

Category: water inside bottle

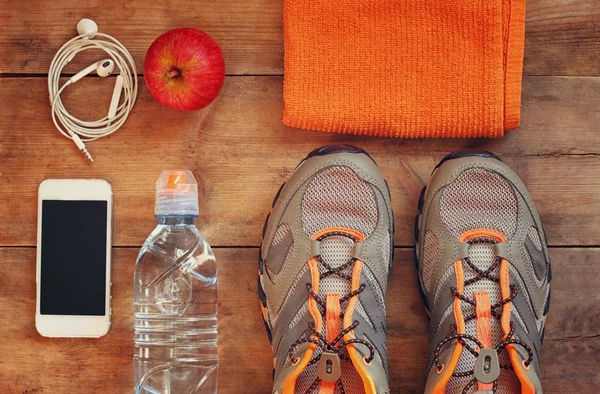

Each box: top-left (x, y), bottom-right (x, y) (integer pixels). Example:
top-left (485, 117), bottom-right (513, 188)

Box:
top-left (134, 171), bottom-right (218, 394)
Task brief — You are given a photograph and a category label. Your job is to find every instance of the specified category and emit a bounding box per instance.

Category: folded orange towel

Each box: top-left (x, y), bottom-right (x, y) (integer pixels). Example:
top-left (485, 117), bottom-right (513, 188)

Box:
top-left (283, 0), bottom-right (526, 138)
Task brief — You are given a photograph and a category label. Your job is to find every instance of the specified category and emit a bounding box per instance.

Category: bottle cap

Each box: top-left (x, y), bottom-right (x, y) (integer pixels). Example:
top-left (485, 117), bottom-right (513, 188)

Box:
top-left (155, 170), bottom-right (199, 216)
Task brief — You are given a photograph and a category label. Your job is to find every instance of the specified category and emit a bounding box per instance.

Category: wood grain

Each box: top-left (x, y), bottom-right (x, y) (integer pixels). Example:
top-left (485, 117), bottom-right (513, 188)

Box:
top-left (0, 0), bottom-right (283, 76)
top-left (0, 0), bottom-right (599, 76)
top-left (524, 0), bottom-right (600, 76)
top-left (0, 247), bottom-right (596, 393)
top-left (0, 77), bottom-right (599, 248)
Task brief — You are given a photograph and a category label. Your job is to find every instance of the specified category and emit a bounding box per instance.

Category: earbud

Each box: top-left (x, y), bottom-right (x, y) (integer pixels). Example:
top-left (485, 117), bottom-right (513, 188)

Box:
top-left (77, 18), bottom-right (98, 38)
top-left (70, 59), bottom-right (115, 83)
top-left (96, 59), bottom-right (115, 77)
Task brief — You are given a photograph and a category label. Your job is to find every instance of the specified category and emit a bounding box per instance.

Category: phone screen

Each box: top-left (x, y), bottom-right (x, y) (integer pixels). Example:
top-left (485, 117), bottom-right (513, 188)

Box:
top-left (40, 200), bottom-right (108, 316)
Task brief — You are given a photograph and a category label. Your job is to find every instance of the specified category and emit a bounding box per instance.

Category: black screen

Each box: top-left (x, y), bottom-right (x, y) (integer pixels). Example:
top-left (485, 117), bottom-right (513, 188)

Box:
top-left (41, 200), bottom-right (108, 316)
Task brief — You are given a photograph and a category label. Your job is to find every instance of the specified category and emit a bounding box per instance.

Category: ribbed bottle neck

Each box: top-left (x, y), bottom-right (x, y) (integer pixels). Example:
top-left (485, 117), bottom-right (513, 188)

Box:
top-left (156, 215), bottom-right (196, 225)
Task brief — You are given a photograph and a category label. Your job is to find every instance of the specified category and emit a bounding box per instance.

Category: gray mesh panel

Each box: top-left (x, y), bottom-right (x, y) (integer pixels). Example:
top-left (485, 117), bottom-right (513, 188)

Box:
top-left (355, 301), bottom-right (374, 329)
top-left (302, 166), bottom-right (378, 237)
top-left (268, 223), bottom-right (295, 283)
top-left (273, 223), bottom-right (291, 245)
top-left (528, 227), bottom-right (543, 251)
top-left (270, 245), bottom-right (296, 284)
top-left (433, 266), bottom-right (454, 307)
top-left (380, 228), bottom-right (391, 283)
top-left (340, 360), bottom-right (366, 393)
top-left (422, 231), bottom-right (439, 292)
top-left (295, 363), bottom-right (319, 393)
top-left (439, 168), bottom-right (518, 239)
top-left (290, 303), bottom-right (308, 329)
top-left (271, 265), bottom-right (308, 327)
top-left (361, 266), bottom-right (386, 314)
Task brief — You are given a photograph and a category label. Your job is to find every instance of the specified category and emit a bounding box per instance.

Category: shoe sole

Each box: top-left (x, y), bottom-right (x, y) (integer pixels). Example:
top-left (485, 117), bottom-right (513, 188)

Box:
top-left (258, 144), bottom-right (394, 365)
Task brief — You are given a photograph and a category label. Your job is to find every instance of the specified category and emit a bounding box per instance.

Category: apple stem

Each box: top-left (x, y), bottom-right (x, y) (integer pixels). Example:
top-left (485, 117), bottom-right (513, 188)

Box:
top-left (168, 69), bottom-right (182, 78)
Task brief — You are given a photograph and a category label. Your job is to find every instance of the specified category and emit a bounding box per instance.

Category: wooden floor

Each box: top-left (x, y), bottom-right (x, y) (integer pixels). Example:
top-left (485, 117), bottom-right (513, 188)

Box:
top-left (0, 1), bottom-right (599, 393)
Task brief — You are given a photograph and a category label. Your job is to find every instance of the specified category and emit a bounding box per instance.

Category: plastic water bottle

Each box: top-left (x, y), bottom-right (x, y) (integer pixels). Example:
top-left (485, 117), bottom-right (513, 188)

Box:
top-left (134, 170), bottom-right (218, 394)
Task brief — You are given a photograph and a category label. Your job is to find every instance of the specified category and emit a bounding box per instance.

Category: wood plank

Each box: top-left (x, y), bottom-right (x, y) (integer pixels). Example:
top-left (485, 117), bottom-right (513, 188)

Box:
top-left (0, 0), bottom-right (283, 76)
top-left (0, 0), bottom-right (598, 76)
top-left (0, 247), bottom-right (596, 393)
top-left (524, 0), bottom-right (600, 76)
top-left (0, 77), bottom-right (599, 247)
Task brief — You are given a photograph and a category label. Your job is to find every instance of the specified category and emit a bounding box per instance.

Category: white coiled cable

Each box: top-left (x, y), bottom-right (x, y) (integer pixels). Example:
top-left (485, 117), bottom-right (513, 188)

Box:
top-left (48, 30), bottom-right (138, 162)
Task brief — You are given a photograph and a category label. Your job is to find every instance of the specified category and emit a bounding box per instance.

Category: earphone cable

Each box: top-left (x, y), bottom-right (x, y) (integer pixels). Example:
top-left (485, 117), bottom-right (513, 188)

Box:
top-left (48, 32), bottom-right (138, 162)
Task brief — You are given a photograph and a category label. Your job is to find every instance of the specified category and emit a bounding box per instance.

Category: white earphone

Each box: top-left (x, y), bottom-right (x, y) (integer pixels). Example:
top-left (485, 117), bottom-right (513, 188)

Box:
top-left (70, 59), bottom-right (115, 82)
top-left (76, 18), bottom-right (98, 38)
top-left (48, 19), bottom-right (138, 162)
top-left (67, 59), bottom-right (124, 122)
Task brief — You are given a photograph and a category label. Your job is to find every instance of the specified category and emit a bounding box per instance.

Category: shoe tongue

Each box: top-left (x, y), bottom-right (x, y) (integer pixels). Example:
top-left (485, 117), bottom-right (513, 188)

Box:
top-left (463, 243), bottom-right (501, 308)
top-left (318, 235), bottom-right (354, 297)
top-left (455, 243), bottom-right (521, 392)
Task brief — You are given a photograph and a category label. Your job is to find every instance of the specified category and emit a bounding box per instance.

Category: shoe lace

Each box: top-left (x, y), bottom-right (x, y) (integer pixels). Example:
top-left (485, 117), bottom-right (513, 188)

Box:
top-left (433, 236), bottom-right (535, 394)
top-left (286, 230), bottom-right (375, 377)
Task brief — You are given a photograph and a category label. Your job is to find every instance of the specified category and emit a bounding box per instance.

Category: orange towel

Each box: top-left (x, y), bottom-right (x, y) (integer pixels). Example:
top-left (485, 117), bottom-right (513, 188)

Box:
top-left (283, 0), bottom-right (526, 138)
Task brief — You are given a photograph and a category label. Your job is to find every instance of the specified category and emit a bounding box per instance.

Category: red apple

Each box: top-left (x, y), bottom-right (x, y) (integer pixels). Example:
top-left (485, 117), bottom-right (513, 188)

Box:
top-left (144, 28), bottom-right (225, 111)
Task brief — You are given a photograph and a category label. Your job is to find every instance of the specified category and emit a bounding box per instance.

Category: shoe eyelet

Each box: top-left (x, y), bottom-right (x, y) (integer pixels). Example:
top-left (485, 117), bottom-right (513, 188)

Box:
top-left (363, 356), bottom-right (372, 365)
top-left (436, 364), bottom-right (445, 374)
top-left (291, 358), bottom-right (299, 366)
top-left (522, 360), bottom-right (531, 370)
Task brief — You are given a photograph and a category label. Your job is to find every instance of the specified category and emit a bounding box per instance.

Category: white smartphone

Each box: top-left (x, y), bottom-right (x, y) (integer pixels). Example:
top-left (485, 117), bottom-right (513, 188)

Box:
top-left (36, 179), bottom-right (112, 338)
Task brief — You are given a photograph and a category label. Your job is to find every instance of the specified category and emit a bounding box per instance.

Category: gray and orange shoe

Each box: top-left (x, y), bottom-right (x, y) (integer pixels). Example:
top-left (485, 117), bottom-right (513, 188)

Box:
top-left (416, 151), bottom-right (551, 393)
top-left (259, 145), bottom-right (394, 394)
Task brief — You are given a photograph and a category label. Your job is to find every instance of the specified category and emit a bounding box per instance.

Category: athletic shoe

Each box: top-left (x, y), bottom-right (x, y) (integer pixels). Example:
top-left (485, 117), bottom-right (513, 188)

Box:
top-left (259, 145), bottom-right (394, 394)
top-left (415, 151), bottom-right (551, 393)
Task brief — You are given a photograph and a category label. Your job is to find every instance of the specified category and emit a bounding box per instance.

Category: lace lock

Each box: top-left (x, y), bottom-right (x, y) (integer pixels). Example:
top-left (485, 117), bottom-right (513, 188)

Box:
top-left (317, 352), bottom-right (342, 382)
top-left (474, 348), bottom-right (501, 384)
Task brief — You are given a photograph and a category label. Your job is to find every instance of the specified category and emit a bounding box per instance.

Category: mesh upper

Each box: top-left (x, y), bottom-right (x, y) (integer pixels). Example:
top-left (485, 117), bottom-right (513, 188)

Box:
top-left (321, 236), bottom-right (355, 271)
top-left (422, 231), bottom-right (439, 292)
top-left (293, 166), bottom-right (382, 394)
top-left (528, 226), bottom-right (543, 250)
top-left (273, 223), bottom-right (292, 245)
top-left (302, 166), bottom-right (378, 237)
top-left (271, 164), bottom-right (389, 394)
top-left (425, 167), bottom-right (545, 393)
top-left (361, 266), bottom-right (386, 315)
top-left (437, 169), bottom-right (521, 392)
top-left (439, 168), bottom-right (518, 239)
top-left (295, 363), bottom-right (318, 393)
top-left (269, 223), bottom-right (295, 282)
top-left (271, 265), bottom-right (308, 327)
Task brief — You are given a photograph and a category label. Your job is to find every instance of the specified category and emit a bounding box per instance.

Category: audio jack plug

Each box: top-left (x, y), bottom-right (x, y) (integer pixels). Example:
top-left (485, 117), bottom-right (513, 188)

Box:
top-left (71, 134), bottom-right (94, 163)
